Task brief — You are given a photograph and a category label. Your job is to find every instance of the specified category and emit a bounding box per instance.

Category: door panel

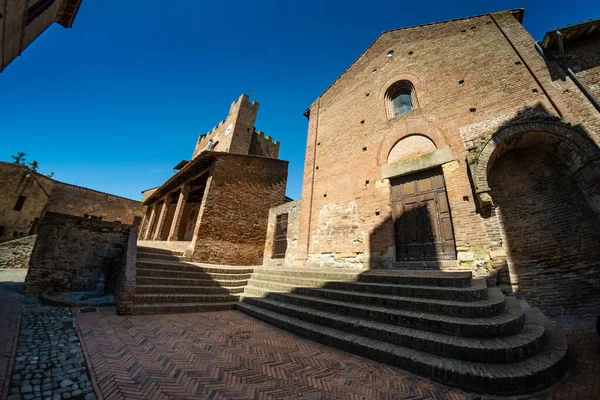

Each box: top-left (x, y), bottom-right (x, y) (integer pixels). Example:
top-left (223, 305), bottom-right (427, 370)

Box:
top-left (391, 168), bottom-right (456, 261)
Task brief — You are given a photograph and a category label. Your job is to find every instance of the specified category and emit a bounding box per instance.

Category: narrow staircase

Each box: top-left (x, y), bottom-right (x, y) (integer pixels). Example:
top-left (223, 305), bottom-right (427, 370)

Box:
top-left (130, 247), bottom-right (252, 315)
top-left (237, 267), bottom-right (568, 395)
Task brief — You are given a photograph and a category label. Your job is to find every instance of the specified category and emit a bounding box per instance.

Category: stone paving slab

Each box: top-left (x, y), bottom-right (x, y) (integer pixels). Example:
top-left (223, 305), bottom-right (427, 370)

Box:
top-left (74, 307), bottom-right (600, 400)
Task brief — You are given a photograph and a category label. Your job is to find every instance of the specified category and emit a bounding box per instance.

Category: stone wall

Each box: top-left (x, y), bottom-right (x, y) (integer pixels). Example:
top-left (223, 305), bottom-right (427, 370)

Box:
top-left (0, 162), bottom-right (144, 243)
top-left (0, 235), bottom-right (36, 269)
top-left (263, 200), bottom-right (300, 267)
top-left (23, 212), bottom-right (131, 294)
top-left (191, 154), bottom-right (288, 265)
top-left (249, 130), bottom-right (280, 158)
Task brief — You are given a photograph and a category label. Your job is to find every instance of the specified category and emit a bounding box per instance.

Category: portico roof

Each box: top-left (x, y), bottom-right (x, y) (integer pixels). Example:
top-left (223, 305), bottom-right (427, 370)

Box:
top-left (142, 152), bottom-right (218, 205)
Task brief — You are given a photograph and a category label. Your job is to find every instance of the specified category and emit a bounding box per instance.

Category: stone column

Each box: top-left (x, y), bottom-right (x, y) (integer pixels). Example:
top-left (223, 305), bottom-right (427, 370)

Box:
top-left (143, 204), bottom-right (158, 240)
top-left (152, 197), bottom-right (172, 241)
top-left (168, 185), bottom-right (191, 241)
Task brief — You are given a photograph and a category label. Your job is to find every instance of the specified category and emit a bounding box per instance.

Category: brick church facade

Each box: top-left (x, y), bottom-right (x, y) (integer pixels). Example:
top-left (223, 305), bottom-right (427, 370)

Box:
top-left (264, 9), bottom-right (600, 318)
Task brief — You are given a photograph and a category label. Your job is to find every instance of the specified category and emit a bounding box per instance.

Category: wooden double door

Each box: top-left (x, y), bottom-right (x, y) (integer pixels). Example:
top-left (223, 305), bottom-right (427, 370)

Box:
top-left (391, 168), bottom-right (456, 261)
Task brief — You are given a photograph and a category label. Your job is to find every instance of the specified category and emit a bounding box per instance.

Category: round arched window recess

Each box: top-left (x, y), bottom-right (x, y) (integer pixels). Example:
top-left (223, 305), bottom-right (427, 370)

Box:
top-left (384, 80), bottom-right (418, 119)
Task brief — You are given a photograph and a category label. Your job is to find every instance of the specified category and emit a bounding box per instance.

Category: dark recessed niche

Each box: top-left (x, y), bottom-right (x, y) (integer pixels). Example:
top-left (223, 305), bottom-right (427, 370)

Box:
top-left (470, 107), bottom-right (477, 112)
top-left (360, 120), bottom-right (365, 124)
top-left (532, 88), bottom-right (539, 93)
top-left (247, 128), bottom-right (250, 132)
top-left (323, 194), bottom-right (327, 198)
top-left (387, 50), bottom-right (394, 57)
top-left (372, 68), bottom-right (378, 73)
top-left (471, 26), bottom-right (476, 30)
top-left (362, 146), bottom-right (367, 151)
top-left (486, 21), bottom-right (492, 24)
top-left (366, 93), bottom-right (370, 97)
top-left (408, 51), bottom-right (414, 55)
top-left (317, 142), bottom-right (321, 145)
top-left (461, 29), bottom-right (467, 33)
top-left (463, 196), bottom-right (469, 201)
top-left (365, 180), bottom-right (370, 186)
top-left (316, 166), bottom-right (319, 170)
top-left (515, 61), bottom-right (522, 65)
top-left (375, 211), bottom-right (380, 216)
top-left (459, 80), bottom-right (465, 85)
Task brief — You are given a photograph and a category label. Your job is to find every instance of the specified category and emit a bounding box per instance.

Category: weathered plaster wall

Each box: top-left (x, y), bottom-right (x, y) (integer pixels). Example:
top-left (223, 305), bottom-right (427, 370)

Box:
top-left (263, 200), bottom-right (301, 267)
top-left (23, 212), bottom-right (131, 294)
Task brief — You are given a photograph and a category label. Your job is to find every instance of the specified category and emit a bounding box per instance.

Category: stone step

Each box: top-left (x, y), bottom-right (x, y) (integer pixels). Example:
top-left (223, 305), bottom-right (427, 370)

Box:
top-left (242, 288), bottom-right (524, 337)
top-left (251, 268), bottom-right (472, 287)
top-left (130, 301), bottom-right (237, 315)
top-left (136, 260), bottom-right (254, 274)
top-left (137, 252), bottom-right (185, 262)
top-left (134, 293), bottom-right (240, 304)
top-left (136, 268), bottom-right (252, 281)
top-left (137, 246), bottom-right (184, 256)
top-left (135, 284), bottom-right (246, 295)
top-left (286, 286), bottom-right (505, 318)
top-left (135, 276), bottom-right (248, 287)
top-left (240, 296), bottom-right (546, 363)
top-left (249, 277), bottom-right (488, 303)
top-left (237, 302), bottom-right (568, 395)
top-left (323, 279), bottom-right (488, 301)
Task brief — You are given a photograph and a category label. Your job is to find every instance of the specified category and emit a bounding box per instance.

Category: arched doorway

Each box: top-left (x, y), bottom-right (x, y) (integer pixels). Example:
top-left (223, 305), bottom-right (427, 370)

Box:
top-left (489, 147), bottom-right (600, 316)
top-left (474, 121), bottom-right (600, 318)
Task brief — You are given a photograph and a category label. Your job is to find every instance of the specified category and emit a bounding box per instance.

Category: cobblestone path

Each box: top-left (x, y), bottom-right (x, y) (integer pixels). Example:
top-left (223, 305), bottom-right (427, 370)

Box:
top-left (7, 297), bottom-right (95, 400)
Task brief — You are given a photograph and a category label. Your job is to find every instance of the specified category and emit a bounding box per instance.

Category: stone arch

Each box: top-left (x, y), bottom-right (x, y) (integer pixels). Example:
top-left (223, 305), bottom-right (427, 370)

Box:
top-left (472, 120), bottom-right (600, 213)
top-left (377, 117), bottom-right (449, 166)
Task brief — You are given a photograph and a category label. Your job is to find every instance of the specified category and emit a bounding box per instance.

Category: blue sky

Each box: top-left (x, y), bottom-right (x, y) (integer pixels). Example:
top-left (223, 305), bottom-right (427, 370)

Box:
top-left (1, 0), bottom-right (598, 200)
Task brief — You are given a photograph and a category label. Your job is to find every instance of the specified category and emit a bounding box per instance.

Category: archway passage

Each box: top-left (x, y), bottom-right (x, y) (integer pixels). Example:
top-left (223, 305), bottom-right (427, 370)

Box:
top-left (489, 147), bottom-right (600, 317)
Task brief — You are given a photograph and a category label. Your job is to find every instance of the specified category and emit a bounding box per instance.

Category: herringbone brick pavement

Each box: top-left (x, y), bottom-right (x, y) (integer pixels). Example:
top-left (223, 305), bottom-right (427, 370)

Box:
top-left (74, 308), bottom-right (599, 400)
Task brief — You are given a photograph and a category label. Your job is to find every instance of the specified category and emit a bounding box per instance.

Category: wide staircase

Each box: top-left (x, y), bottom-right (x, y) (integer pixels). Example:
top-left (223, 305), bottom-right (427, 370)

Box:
top-left (129, 247), bottom-right (252, 315)
top-left (237, 267), bottom-right (569, 395)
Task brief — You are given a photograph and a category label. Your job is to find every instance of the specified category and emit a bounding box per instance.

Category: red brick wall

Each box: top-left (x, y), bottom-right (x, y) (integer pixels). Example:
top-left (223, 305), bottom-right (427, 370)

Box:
top-left (489, 148), bottom-right (600, 317)
top-left (293, 11), bottom-right (600, 281)
top-left (23, 212), bottom-right (131, 294)
top-left (191, 154), bottom-right (287, 265)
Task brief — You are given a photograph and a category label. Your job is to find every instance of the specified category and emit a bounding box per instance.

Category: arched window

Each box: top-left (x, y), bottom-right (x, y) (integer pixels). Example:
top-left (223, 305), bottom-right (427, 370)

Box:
top-left (385, 80), bottom-right (418, 119)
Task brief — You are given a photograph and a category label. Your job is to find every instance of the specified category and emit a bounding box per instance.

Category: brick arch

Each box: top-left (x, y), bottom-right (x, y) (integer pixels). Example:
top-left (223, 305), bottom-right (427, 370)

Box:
top-left (473, 120), bottom-right (600, 212)
top-left (377, 118), bottom-right (449, 166)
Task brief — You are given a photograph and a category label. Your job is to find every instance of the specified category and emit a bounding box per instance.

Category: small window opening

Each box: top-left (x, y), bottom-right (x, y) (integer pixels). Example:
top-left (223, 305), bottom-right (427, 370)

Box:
top-left (470, 107), bottom-right (477, 112)
top-left (532, 88), bottom-right (539, 93)
top-left (316, 166), bottom-right (319, 170)
top-left (25, 0), bottom-right (56, 26)
top-left (458, 80), bottom-right (465, 85)
top-left (323, 194), bottom-right (327, 198)
top-left (13, 196), bottom-right (26, 211)
top-left (362, 146), bottom-right (367, 151)
top-left (360, 120), bottom-right (365, 124)
top-left (463, 196), bottom-right (469, 201)
top-left (375, 211), bottom-right (380, 216)
top-left (385, 80), bottom-right (418, 119)
top-left (515, 61), bottom-right (522, 65)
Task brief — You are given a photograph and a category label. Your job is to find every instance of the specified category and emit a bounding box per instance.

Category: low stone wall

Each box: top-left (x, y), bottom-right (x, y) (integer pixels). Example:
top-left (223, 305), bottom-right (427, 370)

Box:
top-left (23, 212), bottom-right (131, 294)
top-left (263, 200), bottom-right (300, 267)
top-left (114, 228), bottom-right (137, 315)
top-left (0, 235), bottom-right (36, 269)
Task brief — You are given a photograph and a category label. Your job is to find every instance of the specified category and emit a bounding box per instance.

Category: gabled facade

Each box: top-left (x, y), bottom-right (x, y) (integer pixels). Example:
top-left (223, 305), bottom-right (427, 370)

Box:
top-left (264, 9), bottom-right (600, 319)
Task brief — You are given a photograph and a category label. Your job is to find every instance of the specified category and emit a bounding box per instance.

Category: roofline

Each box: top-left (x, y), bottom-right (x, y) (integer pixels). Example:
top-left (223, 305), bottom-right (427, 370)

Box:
top-left (303, 8), bottom-right (525, 115)
top-left (0, 161), bottom-right (142, 203)
top-left (541, 17), bottom-right (600, 48)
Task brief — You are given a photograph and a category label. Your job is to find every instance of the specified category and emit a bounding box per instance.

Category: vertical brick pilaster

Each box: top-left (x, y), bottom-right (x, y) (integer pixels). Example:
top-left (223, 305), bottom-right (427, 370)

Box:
top-left (168, 185), bottom-right (191, 241)
top-left (152, 198), bottom-right (172, 241)
top-left (143, 204), bottom-right (158, 240)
